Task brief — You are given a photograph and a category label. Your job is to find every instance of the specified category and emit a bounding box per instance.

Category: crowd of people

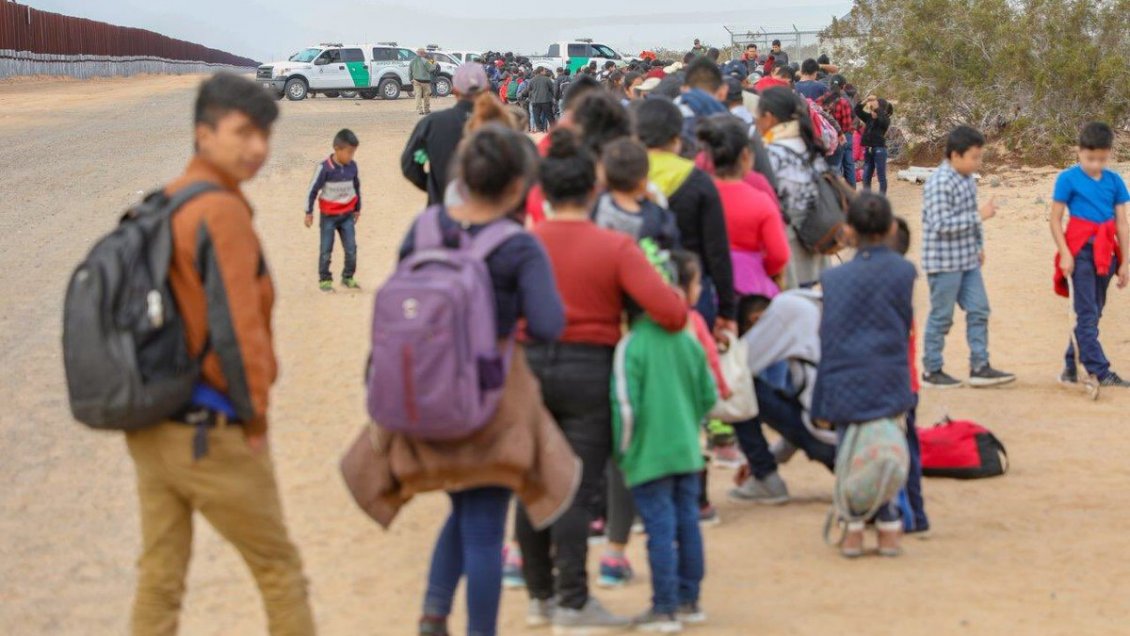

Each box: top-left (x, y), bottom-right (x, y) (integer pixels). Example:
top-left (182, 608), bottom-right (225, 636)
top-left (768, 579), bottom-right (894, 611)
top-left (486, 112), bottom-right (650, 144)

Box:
top-left (102, 34), bottom-right (1130, 636)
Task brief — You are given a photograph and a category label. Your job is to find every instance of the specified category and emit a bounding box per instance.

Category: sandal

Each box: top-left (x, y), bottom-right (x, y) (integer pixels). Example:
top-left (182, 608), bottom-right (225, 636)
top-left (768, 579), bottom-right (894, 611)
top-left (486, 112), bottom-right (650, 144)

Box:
top-left (840, 521), bottom-right (865, 559)
top-left (876, 520), bottom-right (904, 557)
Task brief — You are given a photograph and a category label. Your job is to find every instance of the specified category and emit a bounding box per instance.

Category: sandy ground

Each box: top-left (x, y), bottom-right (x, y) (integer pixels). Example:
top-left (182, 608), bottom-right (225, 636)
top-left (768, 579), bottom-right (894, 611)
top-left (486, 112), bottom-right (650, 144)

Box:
top-left (2, 74), bottom-right (1130, 636)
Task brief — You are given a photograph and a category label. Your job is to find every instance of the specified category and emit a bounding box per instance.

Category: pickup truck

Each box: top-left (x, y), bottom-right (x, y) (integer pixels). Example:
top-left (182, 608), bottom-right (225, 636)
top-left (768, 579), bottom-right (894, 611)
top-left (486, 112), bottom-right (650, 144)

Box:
top-left (527, 40), bottom-right (627, 74)
top-left (257, 43), bottom-right (458, 100)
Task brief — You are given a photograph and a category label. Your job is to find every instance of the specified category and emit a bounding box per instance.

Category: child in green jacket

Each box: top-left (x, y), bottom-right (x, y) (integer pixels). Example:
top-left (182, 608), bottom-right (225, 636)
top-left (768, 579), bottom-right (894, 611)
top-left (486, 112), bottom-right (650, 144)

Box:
top-left (611, 250), bottom-right (718, 632)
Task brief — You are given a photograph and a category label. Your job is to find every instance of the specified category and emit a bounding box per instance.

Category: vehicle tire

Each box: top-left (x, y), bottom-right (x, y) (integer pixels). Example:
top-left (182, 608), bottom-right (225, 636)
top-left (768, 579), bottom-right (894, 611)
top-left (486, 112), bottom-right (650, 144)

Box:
top-left (434, 76), bottom-right (452, 98)
top-left (323, 90), bottom-right (341, 98)
top-left (378, 78), bottom-right (401, 100)
top-left (284, 78), bottom-right (308, 101)
top-left (359, 89), bottom-right (378, 100)
top-left (341, 90), bottom-right (358, 98)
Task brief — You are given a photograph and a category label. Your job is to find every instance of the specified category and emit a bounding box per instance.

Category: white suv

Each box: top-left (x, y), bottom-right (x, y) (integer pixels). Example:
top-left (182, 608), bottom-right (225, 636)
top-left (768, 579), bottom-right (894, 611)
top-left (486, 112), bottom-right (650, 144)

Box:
top-left (258, 43), bottom-right (437, 100)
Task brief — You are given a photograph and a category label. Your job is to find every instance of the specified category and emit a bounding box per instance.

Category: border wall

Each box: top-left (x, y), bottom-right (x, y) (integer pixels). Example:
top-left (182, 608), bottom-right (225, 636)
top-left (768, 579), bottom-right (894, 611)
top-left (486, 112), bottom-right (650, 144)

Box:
top-left (0, 2), bottom-right (258, 79)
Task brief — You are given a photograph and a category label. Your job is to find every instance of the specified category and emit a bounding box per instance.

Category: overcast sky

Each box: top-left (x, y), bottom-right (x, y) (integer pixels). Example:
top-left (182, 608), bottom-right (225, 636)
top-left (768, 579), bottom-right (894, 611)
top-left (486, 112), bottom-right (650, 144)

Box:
top-left (25, 1), bottom-right (852, 62)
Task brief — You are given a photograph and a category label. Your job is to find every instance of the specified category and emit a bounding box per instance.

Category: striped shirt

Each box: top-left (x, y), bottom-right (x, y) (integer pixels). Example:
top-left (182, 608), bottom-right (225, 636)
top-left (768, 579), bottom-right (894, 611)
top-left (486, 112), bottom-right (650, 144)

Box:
top-left (306, 155), bottom-right (361, 215)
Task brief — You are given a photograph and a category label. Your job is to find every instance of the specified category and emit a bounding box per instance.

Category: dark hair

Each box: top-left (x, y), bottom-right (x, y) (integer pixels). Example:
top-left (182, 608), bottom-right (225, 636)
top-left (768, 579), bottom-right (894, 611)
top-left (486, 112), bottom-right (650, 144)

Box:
top-left (671, 249), bottom-right (701, 292)
top-left (746, 43), bottom-right (758, 50)
top-left (772, 39), bottom-right (782, 46)
top-left (574, 91), bottom-right (631, 156)
top-left (817, 54), bottom-right (830, 65)
top-left (771, 64), bottom-right (794, 81)
top-left (945, 125), bottom-right (986, 159)
top-left (892, 216), bottom-right (911, 255)
top-left (563, 74), bottom-right (602, 111)
top-left (607, 70), bottom-right (625, 91)
top-left (634, 97), bottom-right (684, 149)
top-left (684, 57), bottom-right (723, 91)
top-left (801, 59), bottom-right (819, 75)
top-left (333, 128), bottom-right (359, 148)
top-left (602, 138), bottom-right (650, 192)
top-left (738, 294), bottom-right (772, 335)
top-left (540, 128), bottom-right (597, 207)
top-left (1079, 122), bottom-right (1114, 150)
top-left (458, 123), bottom-right (535, 200)
top-left (758, 87), bottom-right (822, 159)
top-left (194, 72), bottom-right (279, 131)
top-left (604, 60), bottom-right (616, 69)
top-left (696, 115), bottom-right (750, 177)
top-left (707, 47), bottom-right (721, 62)
top-left (624, 71), bottom-right (642, 92)
top-left (848, 191), bottom-right (894, 238)
top-left (556, 66), bottom-right (564, 73)
top-left (683, 52), bottom-right (696, 64)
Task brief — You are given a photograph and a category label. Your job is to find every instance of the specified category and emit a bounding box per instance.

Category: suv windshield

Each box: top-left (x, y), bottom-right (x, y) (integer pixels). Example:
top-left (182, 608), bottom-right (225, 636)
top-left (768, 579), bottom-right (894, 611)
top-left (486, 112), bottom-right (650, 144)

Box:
top-left (592, 45), bottom-right (619, 59)
top-left (289, 48), bottom-right (322, 63)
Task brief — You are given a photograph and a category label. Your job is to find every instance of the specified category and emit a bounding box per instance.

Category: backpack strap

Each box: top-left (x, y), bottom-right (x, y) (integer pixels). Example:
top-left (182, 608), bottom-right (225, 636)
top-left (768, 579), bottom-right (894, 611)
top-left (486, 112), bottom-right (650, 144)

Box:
top-left (165, 182), bottom-right (222, 215)
top-left (466, 218), bottom-right (523, 261)
top-left (414, 205), bottom-right (445, 251)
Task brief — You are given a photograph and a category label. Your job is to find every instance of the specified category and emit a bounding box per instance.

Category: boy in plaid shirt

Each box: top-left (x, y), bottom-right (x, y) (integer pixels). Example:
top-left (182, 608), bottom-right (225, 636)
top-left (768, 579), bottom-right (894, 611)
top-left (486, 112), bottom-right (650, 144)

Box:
top-left (921, 126), bottom-right (1015, 388)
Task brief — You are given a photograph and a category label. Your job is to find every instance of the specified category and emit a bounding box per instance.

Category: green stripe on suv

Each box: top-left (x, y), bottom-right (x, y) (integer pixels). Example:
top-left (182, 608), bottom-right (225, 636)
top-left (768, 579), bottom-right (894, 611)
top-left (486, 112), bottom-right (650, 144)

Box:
top-left (347, 61), bottom-right (371, 88)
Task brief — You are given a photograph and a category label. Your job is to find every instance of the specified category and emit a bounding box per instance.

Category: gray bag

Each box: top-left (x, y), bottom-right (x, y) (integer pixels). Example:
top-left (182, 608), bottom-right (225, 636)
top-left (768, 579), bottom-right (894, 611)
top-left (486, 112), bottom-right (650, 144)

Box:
top-left (63, 183), bottom-right (218, 430)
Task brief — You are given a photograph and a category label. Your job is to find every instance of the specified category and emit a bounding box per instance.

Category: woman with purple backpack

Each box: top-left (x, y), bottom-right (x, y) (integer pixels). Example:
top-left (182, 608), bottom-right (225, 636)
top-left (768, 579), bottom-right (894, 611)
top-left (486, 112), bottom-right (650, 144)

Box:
top-left (349, 124), bottom-right (580, 636)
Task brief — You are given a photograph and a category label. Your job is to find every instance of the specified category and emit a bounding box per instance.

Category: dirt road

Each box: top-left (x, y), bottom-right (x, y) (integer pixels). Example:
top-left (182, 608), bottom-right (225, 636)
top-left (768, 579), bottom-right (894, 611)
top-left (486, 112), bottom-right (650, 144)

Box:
top-left (2, 75), bottom-right (1128, 635)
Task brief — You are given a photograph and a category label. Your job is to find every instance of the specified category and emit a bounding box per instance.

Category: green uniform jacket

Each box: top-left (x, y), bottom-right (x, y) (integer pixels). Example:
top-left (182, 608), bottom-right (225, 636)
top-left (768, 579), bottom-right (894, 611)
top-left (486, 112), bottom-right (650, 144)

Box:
top-left (410, 57), bottom-right (434, 82)
top-left (611, 316), bottom-right (717, 488)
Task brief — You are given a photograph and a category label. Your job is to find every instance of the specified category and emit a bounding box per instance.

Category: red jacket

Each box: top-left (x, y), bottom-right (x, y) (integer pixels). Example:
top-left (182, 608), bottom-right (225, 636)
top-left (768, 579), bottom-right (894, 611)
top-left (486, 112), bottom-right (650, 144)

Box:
top-left (1054, 217), bottom-right (1122, 297)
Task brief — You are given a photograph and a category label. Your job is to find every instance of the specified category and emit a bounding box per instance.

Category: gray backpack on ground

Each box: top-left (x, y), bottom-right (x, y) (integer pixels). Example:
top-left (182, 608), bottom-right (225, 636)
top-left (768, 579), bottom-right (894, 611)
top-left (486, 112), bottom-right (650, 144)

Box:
top-left (63, 183), bottom-right (218, 430)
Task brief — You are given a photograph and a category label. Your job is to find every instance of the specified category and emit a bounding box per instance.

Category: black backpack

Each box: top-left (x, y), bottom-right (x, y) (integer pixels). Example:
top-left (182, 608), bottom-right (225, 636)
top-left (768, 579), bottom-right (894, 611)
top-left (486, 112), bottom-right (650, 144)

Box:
top-left (63, 182), bottom-right (218, 430)
top-left (781, 146), bottom-right (854, 255)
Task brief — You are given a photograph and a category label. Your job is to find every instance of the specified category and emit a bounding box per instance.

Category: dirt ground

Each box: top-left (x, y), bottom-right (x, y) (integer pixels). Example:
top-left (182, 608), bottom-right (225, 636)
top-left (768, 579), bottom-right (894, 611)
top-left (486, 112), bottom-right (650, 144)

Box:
top-left (2, 74), bottom-right (1129, 636)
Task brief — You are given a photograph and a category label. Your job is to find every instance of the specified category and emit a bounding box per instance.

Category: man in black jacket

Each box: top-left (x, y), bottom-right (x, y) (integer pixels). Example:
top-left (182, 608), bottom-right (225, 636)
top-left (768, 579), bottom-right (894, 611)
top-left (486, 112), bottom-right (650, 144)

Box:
top-left (400, 64), bottom-right (490, 205)
top-left (528, 68), bottom-right (557, 133)
top-left (635, 97), bottom-right (736, 337)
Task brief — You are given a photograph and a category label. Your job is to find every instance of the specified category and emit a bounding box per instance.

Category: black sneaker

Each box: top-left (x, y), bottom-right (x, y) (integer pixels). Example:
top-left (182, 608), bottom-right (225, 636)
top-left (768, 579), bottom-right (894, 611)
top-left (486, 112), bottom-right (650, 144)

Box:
top-left (969, 365), bottom-right (1017, 388)
top-left (1099, 372), bottom-right (1130, 388)
top-left (922, 370), bottom-right (962, 389)
top-left (1059, 367), bottom-right (1078, 385)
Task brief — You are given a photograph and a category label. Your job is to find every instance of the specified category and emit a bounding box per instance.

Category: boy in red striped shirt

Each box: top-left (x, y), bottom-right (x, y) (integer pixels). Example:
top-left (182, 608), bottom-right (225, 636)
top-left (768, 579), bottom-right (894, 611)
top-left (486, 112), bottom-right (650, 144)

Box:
top-left (305, 129), bottom-right (362, 291)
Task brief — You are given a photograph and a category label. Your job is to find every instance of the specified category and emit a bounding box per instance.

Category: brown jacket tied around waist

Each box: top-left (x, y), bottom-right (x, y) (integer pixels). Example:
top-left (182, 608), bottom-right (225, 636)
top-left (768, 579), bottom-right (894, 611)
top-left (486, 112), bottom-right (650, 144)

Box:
top-left (341, 345), bottom-right (581, 530)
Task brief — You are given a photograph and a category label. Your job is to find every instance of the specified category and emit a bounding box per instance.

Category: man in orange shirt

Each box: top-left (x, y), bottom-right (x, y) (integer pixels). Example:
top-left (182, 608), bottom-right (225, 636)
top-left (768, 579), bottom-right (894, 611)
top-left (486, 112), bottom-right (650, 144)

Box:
top-left (126, 73), bottom-right (315, 636)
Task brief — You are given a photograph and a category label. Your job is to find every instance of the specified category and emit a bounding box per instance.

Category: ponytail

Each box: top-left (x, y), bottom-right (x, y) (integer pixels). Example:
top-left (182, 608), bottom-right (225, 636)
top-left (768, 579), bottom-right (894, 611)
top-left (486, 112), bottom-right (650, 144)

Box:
top-left (758, 86), bottom-right (822, 161)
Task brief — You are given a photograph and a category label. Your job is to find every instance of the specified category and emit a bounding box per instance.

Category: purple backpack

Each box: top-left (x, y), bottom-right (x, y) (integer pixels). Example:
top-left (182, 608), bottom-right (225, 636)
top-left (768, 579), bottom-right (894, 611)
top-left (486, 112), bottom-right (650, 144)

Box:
top-left (367, 206), bottom-right (521, 440)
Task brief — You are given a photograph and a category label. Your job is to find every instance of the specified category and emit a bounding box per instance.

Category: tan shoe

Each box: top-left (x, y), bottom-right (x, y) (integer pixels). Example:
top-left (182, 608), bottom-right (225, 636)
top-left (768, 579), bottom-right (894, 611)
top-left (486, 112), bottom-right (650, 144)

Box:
top-left (877, 520), bottom-right (904, 557)
top-left (841, 521), bottom-right (865, 559)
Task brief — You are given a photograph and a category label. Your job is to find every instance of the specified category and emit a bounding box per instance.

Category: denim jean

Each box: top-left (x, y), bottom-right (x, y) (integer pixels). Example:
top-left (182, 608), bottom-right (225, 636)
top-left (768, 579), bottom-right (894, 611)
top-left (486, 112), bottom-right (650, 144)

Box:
top-left (423, 487), bottom-right (512, 636)
top-left (835, 426), bottom-right (900, 523)
top-left (517, 343), bottom-right (615, 610)
top-left (897, 402), bottom-right (930, 532)
top-left (923, 267), bottom-right (990, 373)
top-left (1065, 243), bottom-right (1116, 379)
top-left (695, 274), bottom-right (718, 329)
top-left (319, 213), bottom-right (357, 282)
top-left (839, 134), bottom-right (857, 187)
top-left (827, 144), bottom-right (846, 186)
top-left (532, 102), bottom-right (556, 132)
top-left (863, 146), bottom-right (888, 194)
top-left (631, 473), bottom-right (704, 614)
top-left (734, 376), bottom-right (836, 480)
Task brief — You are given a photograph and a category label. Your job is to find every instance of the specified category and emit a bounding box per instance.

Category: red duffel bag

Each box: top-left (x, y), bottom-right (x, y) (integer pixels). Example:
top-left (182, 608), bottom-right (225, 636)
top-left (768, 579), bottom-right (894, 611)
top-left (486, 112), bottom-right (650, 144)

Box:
top-left (920, 417), bottom-right (1009, 479)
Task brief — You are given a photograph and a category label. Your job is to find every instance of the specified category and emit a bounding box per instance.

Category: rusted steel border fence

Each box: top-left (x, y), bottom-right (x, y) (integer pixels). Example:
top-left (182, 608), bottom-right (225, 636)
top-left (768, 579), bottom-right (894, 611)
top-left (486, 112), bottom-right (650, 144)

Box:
top-left (0, 2), bottom-right (258, 78)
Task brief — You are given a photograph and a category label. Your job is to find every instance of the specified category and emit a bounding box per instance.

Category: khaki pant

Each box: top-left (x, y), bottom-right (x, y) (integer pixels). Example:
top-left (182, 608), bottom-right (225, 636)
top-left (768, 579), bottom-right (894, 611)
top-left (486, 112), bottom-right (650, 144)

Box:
top-left (414, 80), bottom-right (431, 113)
top-left (126, 422), bottom-right (315, 636)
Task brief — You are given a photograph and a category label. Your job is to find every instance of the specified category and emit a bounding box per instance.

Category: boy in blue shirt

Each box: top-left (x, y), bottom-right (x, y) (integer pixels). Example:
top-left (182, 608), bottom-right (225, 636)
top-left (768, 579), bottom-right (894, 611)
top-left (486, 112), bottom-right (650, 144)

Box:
top-left (1050, 122), bottom-right (1130, 386)
top-left (305, 128), bottom-right (361, 292)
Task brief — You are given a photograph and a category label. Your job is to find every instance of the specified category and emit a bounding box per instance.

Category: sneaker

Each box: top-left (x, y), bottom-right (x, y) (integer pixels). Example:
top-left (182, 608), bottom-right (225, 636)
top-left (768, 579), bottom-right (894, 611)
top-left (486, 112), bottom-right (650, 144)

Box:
top-left (632, 609), bottom-right (682, 633)
top-left (676, 603), bottom-right (707, 625)
top-left (769, 438), bottom-right (798, 464)
top-left (729, 472), bottom-right (790, 505)
top-left (502, 545), bottom-right (525, 590)
top-left (319, 280), bottom-right (334, 292)
top-left (1099, 372), bottom-right (1130, 388)
top-left (588, 518), bottom-right (607, 545)
top-left (631, 521), bottom-right (646, 535)
top-left (969, 365), bottom-right (1017, 388)
top-left (598, 554), bottom-right (634, 588)
top-left (552, 597), bottom-right (632, 634)
top-left (1059, 367), bottom-right (1078, 385)
top-left (921, 369), bottom-right (962, 389)
top-left (527, 598), bottom-right (557, 627)
top-left (342, 277), bottom-right (361, 289)
top-left (698, 504), bottom-right (721, 526)
top-left (711, 444), bottom-right (744, 469)
top-left (418, 616), bottom-right (449, 636)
